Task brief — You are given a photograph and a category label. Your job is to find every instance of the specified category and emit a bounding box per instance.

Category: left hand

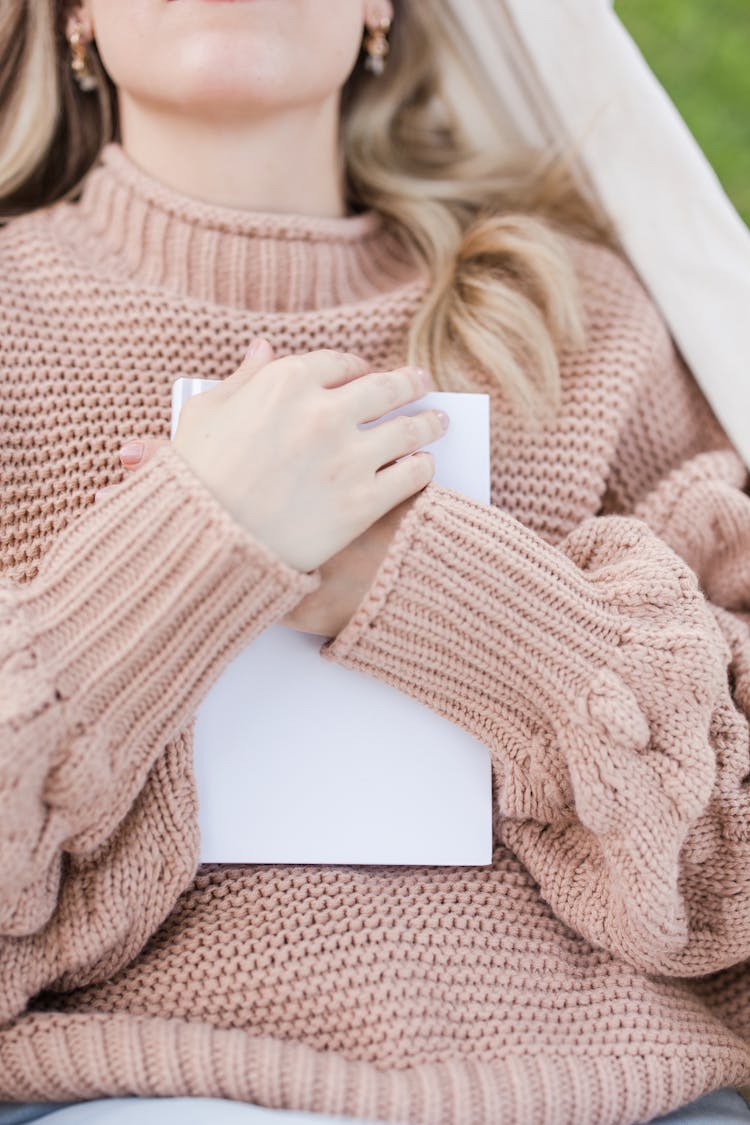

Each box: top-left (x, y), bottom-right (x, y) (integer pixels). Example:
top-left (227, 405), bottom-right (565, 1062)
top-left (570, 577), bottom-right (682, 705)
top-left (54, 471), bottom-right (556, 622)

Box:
top-left (112, 438), bottom-right (420, 639)
top-left (279, 494), bottom-right (415, 637)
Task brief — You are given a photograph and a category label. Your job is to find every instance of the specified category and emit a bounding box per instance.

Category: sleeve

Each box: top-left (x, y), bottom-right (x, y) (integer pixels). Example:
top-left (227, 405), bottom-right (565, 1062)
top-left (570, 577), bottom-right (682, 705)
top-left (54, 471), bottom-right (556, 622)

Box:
top-left (0, 443), bottom-right (320, 938)
top-left (319, 308), bottom-right (750, 978)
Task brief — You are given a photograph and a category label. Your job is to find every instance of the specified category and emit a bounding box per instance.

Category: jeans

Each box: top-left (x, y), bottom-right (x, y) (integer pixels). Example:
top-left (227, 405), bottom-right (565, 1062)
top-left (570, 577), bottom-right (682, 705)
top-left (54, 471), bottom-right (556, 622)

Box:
top-left (0, 1087), bottom-right (747, 1124)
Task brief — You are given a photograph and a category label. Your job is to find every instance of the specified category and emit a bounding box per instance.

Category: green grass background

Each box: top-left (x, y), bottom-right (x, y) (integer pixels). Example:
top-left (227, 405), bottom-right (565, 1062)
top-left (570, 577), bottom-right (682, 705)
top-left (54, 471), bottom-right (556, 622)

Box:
top-left (615, 0), bottom-right (750, 226)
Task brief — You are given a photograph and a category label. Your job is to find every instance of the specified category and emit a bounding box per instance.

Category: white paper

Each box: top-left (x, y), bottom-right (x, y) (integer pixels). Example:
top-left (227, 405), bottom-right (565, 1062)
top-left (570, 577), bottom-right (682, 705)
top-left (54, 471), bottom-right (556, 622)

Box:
top-left (173, 378), bottom-right (494, 865)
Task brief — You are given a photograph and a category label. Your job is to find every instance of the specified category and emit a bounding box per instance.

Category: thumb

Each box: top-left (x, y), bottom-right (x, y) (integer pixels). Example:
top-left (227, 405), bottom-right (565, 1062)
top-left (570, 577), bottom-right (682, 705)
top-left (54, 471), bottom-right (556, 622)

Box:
top-left (119, 436), bottom-right (169, 471)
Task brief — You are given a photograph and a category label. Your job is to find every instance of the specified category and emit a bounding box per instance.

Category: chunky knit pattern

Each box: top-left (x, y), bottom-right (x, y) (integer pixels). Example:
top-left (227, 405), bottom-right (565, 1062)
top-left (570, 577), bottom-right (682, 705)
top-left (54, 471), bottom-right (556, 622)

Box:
top-left (0, 142), bottom-right (749, 1125)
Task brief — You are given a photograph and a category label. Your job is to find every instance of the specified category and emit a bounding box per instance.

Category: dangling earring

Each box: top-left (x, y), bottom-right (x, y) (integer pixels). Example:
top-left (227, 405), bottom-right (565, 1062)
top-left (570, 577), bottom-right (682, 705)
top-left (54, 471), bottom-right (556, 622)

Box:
top-left (363, 16), bottom-right (392, 76)
top-left (67, 20), bottom-right (99, 92)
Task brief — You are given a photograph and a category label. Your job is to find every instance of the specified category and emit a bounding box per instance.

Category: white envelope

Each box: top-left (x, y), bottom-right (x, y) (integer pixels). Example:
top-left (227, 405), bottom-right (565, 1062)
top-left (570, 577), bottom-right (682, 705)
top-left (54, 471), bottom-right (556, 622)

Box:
top-left (172, 378), bottom-right (494, 866)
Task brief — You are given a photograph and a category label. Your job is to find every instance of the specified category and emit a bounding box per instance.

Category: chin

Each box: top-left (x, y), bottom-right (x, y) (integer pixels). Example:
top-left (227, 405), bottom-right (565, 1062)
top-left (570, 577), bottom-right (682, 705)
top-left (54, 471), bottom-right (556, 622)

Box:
top-left (149, 33), bottom-right (300, 106)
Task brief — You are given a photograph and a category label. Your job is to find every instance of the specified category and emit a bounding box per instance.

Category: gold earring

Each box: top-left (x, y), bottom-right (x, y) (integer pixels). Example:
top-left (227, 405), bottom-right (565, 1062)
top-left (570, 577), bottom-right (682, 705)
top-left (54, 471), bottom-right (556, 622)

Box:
top-left (68, 23), bottom-right (98, 92)
top-left (363, 17), bottom-right (391, 76)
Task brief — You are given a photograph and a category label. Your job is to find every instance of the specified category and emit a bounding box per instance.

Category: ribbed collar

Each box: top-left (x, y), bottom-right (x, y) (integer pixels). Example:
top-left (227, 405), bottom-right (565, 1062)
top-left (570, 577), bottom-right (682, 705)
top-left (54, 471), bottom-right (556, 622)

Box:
top-left (64, 142), bottom-right (425, 313)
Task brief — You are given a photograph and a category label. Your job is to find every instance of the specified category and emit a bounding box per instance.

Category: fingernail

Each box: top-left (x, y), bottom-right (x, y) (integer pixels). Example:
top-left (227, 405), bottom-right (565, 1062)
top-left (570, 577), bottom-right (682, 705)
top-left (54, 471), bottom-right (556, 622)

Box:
top-left (436, 410), bottom-right (450, 431)
top-left (415, 367), bottom-right (431, 388)
top-left (119, 441), bottom-right (144, 467)
top-left (245, 337), bottom-right (265, 359)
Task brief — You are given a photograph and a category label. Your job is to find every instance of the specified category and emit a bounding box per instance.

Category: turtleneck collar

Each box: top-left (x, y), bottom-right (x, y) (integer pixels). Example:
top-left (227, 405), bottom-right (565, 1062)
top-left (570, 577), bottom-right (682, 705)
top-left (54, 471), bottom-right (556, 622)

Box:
top-left (63, 142), bottom-right (426, 314)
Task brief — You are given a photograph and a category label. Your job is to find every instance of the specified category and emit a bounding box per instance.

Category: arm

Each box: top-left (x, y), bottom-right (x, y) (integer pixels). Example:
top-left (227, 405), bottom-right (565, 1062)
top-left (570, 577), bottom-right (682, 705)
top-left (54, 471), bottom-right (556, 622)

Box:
top-left (0, 443), bottom-right (320, 938)
top-left (320, 309), bottom-right (750, 978)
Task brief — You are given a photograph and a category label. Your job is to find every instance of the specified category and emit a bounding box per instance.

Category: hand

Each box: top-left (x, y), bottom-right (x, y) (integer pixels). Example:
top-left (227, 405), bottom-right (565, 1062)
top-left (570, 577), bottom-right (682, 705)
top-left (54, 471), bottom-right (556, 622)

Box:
top-left (110, 337), bottom-right (448, 634)
top-left (113, 440), bottom-right (421, 639)
top-left (278, 495), bottom-right (416, 638)
top-left (170, 339), bottom-right (446, 574)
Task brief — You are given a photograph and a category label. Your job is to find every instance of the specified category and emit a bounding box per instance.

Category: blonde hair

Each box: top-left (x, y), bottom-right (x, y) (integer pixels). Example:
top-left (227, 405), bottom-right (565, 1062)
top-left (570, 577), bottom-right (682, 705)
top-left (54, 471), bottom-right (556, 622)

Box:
top-left (0, 0), bottom-right (623, 422)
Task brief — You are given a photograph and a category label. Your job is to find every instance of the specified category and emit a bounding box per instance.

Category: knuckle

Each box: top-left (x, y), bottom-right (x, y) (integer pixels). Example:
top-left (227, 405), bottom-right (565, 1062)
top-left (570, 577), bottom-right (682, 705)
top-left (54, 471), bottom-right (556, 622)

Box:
top-left (410, 366), bottom-right (427, 395)
top-left (416, 450), bottom-right (435, 482)
top-left (315, 348), bottom-right (365, 367)
top-left (379, 369), bottom-right (401, 399)
top-left (342, 352), bottom-right (370, 378)
top-left (306, 400), bottom-right (336, 438)
top-left (399, 413), bottom-right (422, 447)
top-left (279, 354), bottom-right (308, 380)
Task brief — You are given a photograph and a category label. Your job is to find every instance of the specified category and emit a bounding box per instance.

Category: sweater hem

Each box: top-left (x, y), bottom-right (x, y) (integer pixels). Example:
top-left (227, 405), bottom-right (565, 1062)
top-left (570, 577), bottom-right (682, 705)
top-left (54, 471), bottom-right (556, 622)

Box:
top-left (1, 1010), bottom-right (748, 1125)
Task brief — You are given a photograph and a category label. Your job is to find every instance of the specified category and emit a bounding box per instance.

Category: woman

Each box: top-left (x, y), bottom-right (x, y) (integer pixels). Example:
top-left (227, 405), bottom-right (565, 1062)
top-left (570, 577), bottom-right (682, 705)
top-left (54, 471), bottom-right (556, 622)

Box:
top-left (0, 1), bottom-right (748, 1123)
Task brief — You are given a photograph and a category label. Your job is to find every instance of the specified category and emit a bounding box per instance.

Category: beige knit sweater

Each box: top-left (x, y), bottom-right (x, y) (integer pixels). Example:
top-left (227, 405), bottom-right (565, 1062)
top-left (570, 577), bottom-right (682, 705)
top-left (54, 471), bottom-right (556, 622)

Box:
top-left (0, 142), bottom-right (749, 1125)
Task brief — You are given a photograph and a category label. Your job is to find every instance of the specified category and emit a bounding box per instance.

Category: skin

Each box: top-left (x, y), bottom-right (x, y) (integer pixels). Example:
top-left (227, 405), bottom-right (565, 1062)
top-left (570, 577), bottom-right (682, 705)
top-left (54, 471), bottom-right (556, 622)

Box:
top-left (78, 0), bottom-right (437, 639)
top-left (72, 0), bottom-right (393, 215)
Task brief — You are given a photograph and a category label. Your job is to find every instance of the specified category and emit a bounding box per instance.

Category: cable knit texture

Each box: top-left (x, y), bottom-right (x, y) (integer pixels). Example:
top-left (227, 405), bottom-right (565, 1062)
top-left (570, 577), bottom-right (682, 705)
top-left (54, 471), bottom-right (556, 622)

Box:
top-left (0, 142), bottom-right (748, 1125)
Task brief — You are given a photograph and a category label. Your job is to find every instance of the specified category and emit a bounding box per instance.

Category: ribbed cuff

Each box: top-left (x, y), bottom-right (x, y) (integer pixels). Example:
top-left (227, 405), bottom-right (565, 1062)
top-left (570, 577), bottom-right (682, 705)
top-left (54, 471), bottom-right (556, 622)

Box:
top-left (16, 444), bottom-right (321, 838)
top-left (320, 483), bottom-right (625, 819)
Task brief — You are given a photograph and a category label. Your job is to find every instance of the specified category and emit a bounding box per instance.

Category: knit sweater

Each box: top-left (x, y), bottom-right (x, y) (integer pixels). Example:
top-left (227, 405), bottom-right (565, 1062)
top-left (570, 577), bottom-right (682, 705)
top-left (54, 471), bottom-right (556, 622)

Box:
top-left (0, 140), bottom-right (749, 1125)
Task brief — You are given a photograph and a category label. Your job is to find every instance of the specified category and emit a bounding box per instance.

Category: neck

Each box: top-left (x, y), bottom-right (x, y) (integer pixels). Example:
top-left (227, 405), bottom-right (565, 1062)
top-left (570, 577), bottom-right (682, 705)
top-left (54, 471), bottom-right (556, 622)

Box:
top-left (117, 91), bottom-right (349, 216)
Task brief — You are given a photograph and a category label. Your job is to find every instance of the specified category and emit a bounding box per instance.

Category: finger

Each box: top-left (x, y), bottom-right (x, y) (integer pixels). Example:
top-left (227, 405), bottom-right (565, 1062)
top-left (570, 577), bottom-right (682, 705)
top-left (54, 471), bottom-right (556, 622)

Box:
top-left (371, 450), bottom-right (436, 518)
top-left (364, 407), bottom-right (449, 470)
top-left (216, 337), bottom-right (276, 396)
top-left (119, 437), bottom-right (168, 470)
top-left (338, 365), bottom-right (431, 424)
top-left (235, 348), bottom-right (372, 393)
top-left (305, 349), bottom-right (374, 390)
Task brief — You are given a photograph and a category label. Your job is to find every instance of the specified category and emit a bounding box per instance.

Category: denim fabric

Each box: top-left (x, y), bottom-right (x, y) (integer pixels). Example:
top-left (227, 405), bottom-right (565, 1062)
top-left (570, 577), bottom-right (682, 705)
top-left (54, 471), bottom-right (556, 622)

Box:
top-left (648, 1088), bottom-right (750, 1123)
top-left (0, 1088), bottom-right (747, 1124)
top-left (0, 1089), bottom-right (746, 1125)
top-left (0, 1102), bottom-right (385, 1124)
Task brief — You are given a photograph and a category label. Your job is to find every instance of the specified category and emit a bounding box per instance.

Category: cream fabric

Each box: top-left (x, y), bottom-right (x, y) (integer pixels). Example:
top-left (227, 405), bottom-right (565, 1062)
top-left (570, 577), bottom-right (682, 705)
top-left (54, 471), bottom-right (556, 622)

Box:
top-left (447, 0), bottom-right (750, 468)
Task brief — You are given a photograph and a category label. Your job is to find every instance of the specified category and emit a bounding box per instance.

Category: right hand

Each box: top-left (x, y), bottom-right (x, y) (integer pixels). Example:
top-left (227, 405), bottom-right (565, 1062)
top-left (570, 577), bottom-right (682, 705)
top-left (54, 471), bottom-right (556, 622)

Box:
top-left (172, 341), bottom-right (449, 574)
